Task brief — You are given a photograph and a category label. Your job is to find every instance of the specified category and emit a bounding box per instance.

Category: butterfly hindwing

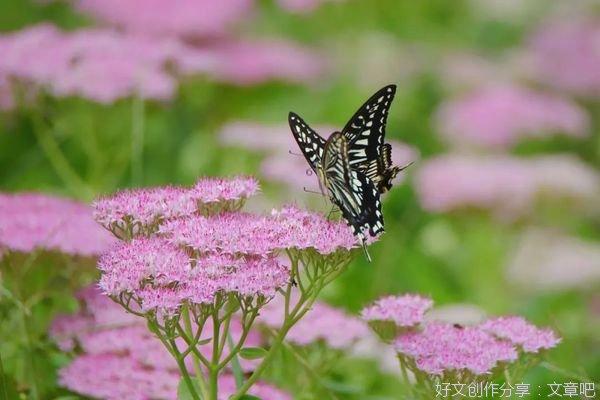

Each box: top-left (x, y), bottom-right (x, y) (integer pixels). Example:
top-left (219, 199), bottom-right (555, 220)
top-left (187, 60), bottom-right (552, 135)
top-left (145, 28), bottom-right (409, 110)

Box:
top-left (322, 133), bottom-right (384, 239)
top-left (288, 112), bottom-right (326, 173)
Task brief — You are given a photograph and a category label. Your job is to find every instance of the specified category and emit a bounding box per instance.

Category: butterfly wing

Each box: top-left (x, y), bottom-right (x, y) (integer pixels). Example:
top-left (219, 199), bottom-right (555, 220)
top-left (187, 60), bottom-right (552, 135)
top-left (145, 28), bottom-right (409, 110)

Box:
top-left (323, 133), bottom-right (384, 240)
top-left (341, 85), bottom-right (400, 192)
top-left (288, 112), bottom-right (326, 173)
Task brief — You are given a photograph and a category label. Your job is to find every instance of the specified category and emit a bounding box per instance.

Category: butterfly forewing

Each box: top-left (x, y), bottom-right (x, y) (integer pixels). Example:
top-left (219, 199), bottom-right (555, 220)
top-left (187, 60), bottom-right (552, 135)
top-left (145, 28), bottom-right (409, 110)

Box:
top-left (289, 112), bottom-right (326, 173)
top-left (341, 85), bottom-right (401, 192)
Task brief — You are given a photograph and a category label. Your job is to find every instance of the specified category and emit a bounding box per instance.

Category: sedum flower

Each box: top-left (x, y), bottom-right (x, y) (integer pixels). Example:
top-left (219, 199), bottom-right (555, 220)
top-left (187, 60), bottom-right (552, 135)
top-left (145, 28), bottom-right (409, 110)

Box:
top-left (0, 192), bottom-right (115, 256)
top-left (395, 322), bottom-right (518, 376)
top-left (527, 17), bottom-right (600, 98)
top-left (416, 154), bottom-right (599, 219)
top-left (361, 294), bottom-right (433, 328)
top-left (76, 0), bottom-right (253, 39)
top-left (435, 84), bottom-right (589, 149)
top-left (480, 316), bottom-right (561, 353)
top-left (506, 227), bottom-right (600, 292)
top-left (98, 237), bottom-right (289, 315)
top-left (361, 294), bottom-right (433, 341)
top-left (93, 176), bottom-right (258, 238)
top-left (161, 205), bottom-right (361, 256)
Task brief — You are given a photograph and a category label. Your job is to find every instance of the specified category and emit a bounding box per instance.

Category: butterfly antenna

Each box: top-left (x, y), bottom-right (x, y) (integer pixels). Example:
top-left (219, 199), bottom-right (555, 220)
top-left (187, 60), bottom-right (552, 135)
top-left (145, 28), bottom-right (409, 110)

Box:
top-left (398, 161), bottom-right (415, 172)
top-left (289, 149), bottom-right (302, 157)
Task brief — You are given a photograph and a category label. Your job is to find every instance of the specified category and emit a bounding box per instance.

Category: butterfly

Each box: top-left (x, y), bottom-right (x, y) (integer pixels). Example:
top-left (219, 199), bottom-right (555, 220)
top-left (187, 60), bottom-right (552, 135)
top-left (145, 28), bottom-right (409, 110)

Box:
top-left (290, 84), bottom-right (405, 195)
top-left (292, 125), bottom-right (383, 261)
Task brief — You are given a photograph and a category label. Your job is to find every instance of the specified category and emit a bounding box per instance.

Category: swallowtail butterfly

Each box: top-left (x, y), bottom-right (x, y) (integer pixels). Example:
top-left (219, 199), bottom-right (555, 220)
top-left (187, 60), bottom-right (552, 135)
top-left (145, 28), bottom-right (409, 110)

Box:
top-left (288, 116), bottom-right (384, 262)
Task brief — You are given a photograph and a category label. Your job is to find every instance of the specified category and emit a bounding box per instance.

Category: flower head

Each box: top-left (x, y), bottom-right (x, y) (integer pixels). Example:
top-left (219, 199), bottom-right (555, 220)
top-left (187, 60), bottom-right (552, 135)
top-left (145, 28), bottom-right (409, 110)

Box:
top-left (0, 192), bottom-right (115, 256)
top-left (528, 17), bottom-right (600, 98)
top-left (480, 316), bottom-right (561, 353)
top-left (93, 176), bottom-right (258, 237)
top-left (161, 205), bottom-right (360, 256)
top-left (436, 85), bottom-right (589, 149)
top-left (416, 154), bottom-right (599, 219)
top-left (76, 0), bottom-right (253, 39)
top-left (98, 237), bottom-right (191, 297)
top-left (395, 322), bottom-right (518, 376)
top-left (98, 237), bottom-right (289, 314)
top-left (361, 294), bottom-right (433, 327)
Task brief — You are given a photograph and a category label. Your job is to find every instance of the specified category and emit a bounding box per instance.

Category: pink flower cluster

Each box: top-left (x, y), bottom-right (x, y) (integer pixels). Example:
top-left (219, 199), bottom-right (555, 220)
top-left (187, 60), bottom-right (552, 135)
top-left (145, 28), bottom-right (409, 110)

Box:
top-left (507, 228), bottom-right (600, 292)
top-left (52, 286), bottom-right (289, 400)
top-left (0, 192), bottom-right (115, 256)
top-left (260, 294), bottom-right (370, 349)
top-left (395, 322), bottom-right (518, 375)
top-left (93, 176), bottom-right (258, 234)
top-left (98, 237), bottom-right (289, 314)
top-left (363, 293), bottom-right (560, 377)
top-left (277, 0), bottom-right (345, 13)
top-left (361, 294), bottom-right (433, 328)
top-left (480, 316), bottom-right (561, 353)
top-left (528, 17), bottom-right (600, 98)
top-left (0, 24), bottom-right (323, 107)
top-left (436, 85), bottom-right (589, 149)
top-left (416, 154), bottom-right (599, 218)
top-left (161, 205), bottom-right (360, 256)
top-left (0, 24), bottom-right (214, 104)
top-left (76, 0), bottom-right (253, 39)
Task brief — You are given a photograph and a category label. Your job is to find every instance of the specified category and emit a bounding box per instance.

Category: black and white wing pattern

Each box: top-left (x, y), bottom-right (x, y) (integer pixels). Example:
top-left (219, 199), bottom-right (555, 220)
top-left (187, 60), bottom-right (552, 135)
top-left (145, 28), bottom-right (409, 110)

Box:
top-left (322, 132), bottom-right (384, 243)
top-left (342, 85), bottom-right (401, 193)
top-left (288, 112), bottom-right (326, 174)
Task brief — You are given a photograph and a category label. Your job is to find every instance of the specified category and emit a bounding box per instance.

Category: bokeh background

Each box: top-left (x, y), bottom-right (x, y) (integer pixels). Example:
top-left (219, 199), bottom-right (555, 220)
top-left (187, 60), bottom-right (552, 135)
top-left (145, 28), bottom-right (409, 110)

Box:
top-left (0, 0), bottom-right (599, 398)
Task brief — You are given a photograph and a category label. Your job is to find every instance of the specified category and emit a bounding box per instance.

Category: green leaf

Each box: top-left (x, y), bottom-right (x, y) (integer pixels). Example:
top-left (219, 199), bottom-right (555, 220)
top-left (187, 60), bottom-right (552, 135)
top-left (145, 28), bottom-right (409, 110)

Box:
top-left (197, 337), bottom-right (212, 346)
top-left (177, 377), bottom-right (201, 400)
top-left (238, 395), bottom-right (262, 400)
top-left (239, 346), bottom-right (268, 360)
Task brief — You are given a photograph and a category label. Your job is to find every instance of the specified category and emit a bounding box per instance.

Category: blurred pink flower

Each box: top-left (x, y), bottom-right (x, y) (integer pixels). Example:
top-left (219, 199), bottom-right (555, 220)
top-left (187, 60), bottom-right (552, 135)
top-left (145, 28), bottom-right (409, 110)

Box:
top-left (528, 17), bottom-right (600, 98)
top-left (161, 204), bottom-right (361, 255)
top-left (51, 285), bottom-right (263, 373)
top-left (416, 154), bottom-right (599, 218)
top-left (481, 316), bottom-right (561, 353)
top-left (436, 85), bottom-right (589, 149)
top-left (76, 0), bottom-right (253, 39)
top-left (260, 295), bottom-right (370, 349)
top-left (0, 192), bottom-right (115, 256)
top-left (395, 322), bottom-right (518, 376)
top-left (506, 228), bottom-right (600, 291)
top-left (60, 354), bottom-right (180, 400)
top-left (0, 24), bottom-right (215, 104)
top-left (93, 176), bottom-right (259, 233)
top-left (208, 39), bottom-right (325, 85)
top-left (361, 294), bottom-right (433, 328)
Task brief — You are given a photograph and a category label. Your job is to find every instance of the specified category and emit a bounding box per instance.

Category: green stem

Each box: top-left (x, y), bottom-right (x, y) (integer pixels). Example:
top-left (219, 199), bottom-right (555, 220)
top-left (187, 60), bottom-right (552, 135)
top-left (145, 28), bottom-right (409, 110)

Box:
top-left (30, 114), bottom-right (94, 200)
top-left (209, 307), bottom-right (221, 400)
top-left (279, 335), bottom-right (338, 400)
top-left (0, 350), bottom-right (9, 400)
top-left (131, 95), bottom-right (145, 185)
top-left (183, 307), bottom-right (209, 399)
